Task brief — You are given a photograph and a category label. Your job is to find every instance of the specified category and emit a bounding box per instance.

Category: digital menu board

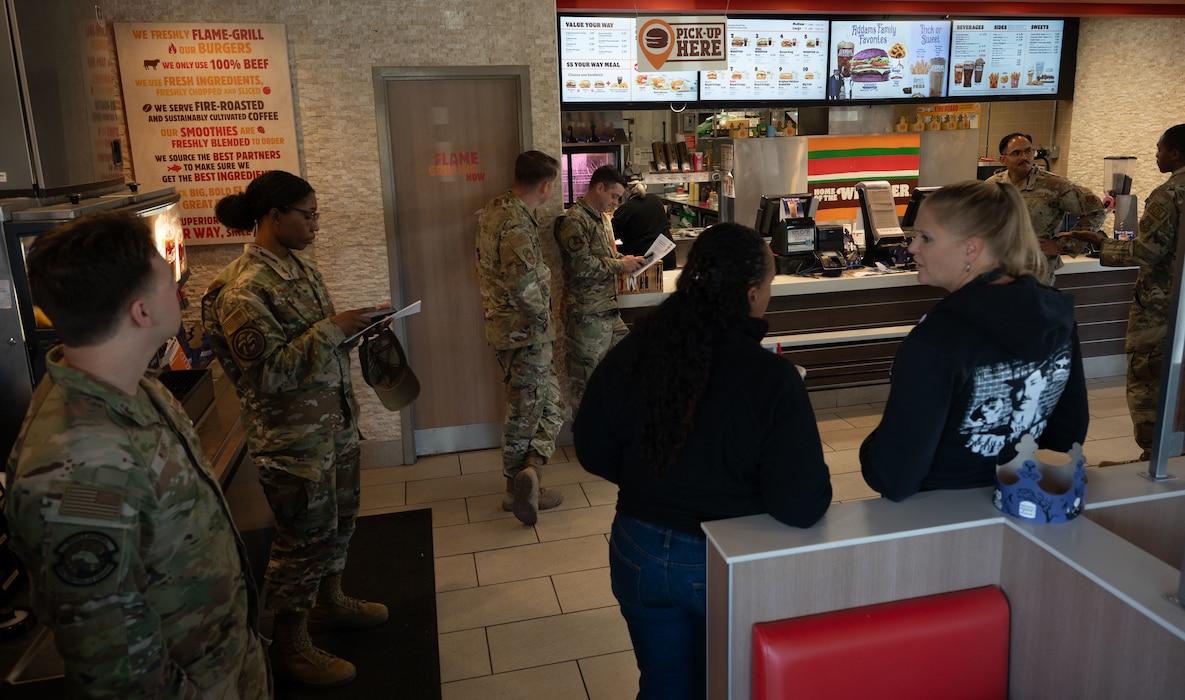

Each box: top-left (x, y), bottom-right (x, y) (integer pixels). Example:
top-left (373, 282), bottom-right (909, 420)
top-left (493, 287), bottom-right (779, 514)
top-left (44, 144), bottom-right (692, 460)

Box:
top-left (948, 20), bottom-right (1066, 98)
top-left (828, 20), bottom-right (951, 101)
top-left (559, 16), bottom-right (698, 104)
top-left (700, 19), bottom-right (829, 102)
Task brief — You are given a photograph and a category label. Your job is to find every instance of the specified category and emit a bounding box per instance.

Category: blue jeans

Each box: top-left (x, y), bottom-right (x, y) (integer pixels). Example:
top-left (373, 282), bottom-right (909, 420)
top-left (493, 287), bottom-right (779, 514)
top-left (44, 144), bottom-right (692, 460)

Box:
top-left (610, 514), bottom-right (707, 700)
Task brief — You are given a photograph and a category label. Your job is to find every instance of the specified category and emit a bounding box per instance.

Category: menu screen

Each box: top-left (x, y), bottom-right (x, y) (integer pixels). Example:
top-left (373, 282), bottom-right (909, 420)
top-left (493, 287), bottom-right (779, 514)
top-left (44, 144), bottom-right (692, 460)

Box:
top-left (700, 19), bottom-right (829, 102)
top-left (828, 20), bottom-right (951, 101)
top-left (559, 16), bottom-right (698, 104)
top-left (948, 20), bottom-right (1066, 97)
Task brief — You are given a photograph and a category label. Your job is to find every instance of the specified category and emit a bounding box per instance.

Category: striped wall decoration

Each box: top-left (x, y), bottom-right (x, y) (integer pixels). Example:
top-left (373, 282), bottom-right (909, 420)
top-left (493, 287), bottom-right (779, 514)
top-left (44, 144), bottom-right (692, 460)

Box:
top-left (807, 134), bottom-right (920, 223)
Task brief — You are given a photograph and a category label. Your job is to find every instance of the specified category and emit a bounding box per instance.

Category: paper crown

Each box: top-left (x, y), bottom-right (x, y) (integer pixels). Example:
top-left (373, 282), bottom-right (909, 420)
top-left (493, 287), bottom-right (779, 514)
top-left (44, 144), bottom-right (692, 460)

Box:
top-left (993, 433), bottom-right (1087, 524)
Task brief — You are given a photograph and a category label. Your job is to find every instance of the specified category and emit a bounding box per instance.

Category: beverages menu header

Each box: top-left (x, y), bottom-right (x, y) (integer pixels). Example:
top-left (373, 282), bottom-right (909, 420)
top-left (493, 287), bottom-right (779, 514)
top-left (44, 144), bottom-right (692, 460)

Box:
top-left (559, 16), bottom-right (698, 103)
top-left (948, 20), bottom-right (1065, 97)
top-left (558, 15), bottom-right (1073, 105)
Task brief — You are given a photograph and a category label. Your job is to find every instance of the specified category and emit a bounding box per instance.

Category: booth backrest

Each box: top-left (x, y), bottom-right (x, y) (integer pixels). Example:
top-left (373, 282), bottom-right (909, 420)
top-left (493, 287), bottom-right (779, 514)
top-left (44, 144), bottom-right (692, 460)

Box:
top-left (751, 585), bottom-right (1009, 700)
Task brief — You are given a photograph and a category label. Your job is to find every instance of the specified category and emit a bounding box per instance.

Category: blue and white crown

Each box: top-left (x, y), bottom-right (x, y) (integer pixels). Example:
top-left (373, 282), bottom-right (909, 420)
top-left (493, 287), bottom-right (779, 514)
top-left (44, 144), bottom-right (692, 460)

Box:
top-left (993, 433), bottom-right (1087, 524)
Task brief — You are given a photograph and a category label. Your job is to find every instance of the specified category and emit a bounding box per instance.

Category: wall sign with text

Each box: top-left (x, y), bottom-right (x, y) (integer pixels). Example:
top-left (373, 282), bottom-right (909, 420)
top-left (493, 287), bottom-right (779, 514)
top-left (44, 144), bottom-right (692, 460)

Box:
top-left (114, 23), bottom-right (301, 246)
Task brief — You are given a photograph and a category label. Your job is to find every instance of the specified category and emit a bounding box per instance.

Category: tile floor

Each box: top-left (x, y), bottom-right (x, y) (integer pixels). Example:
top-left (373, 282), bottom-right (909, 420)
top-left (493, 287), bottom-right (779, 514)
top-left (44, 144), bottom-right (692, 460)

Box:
top-left (355, 375), bottom-right (1138, 700)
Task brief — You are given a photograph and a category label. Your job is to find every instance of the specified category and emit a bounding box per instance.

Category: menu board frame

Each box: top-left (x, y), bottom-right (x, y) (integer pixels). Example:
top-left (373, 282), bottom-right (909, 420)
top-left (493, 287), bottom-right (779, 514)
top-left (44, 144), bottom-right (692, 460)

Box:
top-left (556, 14), bottom-right (1079, 109)
top-left (696, 15), bottom-right (831, 106)
top-left (946, 18), bottom-right (1079, 101)
top-left (558, 14), bottom-right (699, 109)
top-left (826, 17), bottom-right (953, 104)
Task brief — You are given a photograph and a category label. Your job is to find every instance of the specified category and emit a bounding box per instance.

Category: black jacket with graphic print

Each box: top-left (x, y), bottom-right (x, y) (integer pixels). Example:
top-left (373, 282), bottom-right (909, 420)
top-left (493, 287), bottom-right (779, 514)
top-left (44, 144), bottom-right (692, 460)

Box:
top-left (861, 273), bottom-right (1089, 501)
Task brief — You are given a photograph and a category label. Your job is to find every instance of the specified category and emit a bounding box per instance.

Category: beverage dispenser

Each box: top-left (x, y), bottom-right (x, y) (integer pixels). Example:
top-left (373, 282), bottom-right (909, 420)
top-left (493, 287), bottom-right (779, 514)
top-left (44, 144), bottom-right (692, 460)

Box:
top-left (1104, 156), bottom-right (1138, 240)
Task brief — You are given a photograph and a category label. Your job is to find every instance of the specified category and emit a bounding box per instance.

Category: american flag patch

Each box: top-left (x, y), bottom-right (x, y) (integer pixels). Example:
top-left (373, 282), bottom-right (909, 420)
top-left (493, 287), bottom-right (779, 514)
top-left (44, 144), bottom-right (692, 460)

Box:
top-left (59, 485), bottom-right (123, 521)
top-left (224, 308), bottom-right (250, 334)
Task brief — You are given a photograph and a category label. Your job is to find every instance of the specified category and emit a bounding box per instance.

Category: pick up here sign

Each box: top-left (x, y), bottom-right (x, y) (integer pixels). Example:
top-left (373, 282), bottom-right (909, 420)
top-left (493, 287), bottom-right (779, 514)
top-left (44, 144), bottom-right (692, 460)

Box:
top-left (637, 16), bottom-right (728, 72)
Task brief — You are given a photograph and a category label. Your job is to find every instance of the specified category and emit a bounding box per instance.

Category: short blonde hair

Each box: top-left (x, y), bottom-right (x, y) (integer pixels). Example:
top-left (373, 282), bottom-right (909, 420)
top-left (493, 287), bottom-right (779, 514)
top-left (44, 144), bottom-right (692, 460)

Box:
top-left (920, 180), bottom-right (1047, 280)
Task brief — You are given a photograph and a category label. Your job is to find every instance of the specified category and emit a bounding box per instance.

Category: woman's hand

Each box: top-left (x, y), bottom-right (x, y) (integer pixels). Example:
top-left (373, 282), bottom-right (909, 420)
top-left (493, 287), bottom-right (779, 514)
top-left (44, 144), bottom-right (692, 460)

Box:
top-left (333, 304), bottom-right (392, 336)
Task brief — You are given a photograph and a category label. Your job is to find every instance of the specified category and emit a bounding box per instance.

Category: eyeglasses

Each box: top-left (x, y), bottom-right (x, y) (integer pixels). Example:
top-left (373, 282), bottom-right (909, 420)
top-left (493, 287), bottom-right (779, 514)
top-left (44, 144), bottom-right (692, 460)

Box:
top-left (1004, 147), bottom-right (1035, 158)
top-left (286, 206), bottom-right (320, 222)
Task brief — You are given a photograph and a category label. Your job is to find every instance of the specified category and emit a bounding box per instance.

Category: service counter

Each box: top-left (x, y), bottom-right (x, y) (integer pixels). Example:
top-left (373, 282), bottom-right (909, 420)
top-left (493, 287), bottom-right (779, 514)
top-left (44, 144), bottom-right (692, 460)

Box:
top-left (620, 257), bottom-right (1139, 390)
top-left (703, 461), bottom-right (1185, 699)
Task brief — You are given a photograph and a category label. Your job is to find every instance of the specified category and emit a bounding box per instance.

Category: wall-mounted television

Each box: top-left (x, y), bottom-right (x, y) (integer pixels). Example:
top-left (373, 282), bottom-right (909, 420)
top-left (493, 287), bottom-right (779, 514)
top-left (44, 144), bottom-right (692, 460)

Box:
top-left (556, 14), bottom-right (1078, 109)
top-left (947, 19), bottom-right (1077, 99)
top-left (559, 15), bottom-right (698, 108)
top-left (699, 18), bottom-right (830, 103)
top-left (828, 19), bottom-right (952, 102)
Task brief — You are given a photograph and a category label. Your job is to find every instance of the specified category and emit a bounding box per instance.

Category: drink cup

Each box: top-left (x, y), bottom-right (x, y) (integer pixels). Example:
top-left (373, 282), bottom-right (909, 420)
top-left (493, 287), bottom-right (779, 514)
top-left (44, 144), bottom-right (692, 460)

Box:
top-left (837, 41), bottom-right (854, 77)
top-left (929, 58), bottom-right (946, 97)
top-left (954, 63), bottom-right (964, 83)
top-left (973, 58), bottom-right (984, 83)
top-left (963, 67), bottom-right (973, 88)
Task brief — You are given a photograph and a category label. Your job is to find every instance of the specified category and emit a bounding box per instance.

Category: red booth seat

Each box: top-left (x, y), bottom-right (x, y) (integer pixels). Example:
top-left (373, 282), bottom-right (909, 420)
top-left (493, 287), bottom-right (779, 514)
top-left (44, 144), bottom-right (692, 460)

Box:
top-left (751, 585), bottom-right (1009, 700)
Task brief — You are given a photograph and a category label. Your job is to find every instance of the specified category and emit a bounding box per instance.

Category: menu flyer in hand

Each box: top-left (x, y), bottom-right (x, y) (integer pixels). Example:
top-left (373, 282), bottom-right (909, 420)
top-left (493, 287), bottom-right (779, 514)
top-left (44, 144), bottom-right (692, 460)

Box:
top-left (560, 16), bottom-right (698, 103)
top-left (633, 234), bottom-right (676, 277)
top-left (341, 300), bottom-right (421, 346)
top-left (948, 19), bottom-right (1065, 97)
top-left (700, 19), bottom-right (829, 102)
top-left (829, 20), bottom-right (952, 101)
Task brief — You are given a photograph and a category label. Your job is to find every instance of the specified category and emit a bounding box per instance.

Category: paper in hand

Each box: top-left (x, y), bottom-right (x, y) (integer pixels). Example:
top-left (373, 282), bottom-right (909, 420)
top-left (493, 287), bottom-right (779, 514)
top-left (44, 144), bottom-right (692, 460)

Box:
top-left (632, 235), bottom-right (676, 277)
top-left (341, 300), bottom-right (422, 346)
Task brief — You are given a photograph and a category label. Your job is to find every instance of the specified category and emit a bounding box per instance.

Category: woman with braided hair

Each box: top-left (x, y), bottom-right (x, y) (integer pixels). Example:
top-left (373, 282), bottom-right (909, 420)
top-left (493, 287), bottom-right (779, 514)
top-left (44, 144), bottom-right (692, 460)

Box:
top-left (573, 222), bottom-right (831, 700)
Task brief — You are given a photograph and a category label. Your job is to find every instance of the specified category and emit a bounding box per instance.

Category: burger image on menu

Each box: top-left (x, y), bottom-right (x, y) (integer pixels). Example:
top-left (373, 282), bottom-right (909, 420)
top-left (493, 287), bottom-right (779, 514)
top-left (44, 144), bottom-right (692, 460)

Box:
top-left (851, 48), bottom-right (891, 82)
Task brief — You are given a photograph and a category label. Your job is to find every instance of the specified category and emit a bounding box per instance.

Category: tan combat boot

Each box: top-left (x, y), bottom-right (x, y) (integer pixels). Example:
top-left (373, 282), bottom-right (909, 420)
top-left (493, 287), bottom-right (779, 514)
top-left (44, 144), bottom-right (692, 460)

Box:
top-left (504, 451), bottom-right (564, 525)
top-left (308, 573), bottom-right (389, 631)
top-left (271, 611), bottom-right (356, 688)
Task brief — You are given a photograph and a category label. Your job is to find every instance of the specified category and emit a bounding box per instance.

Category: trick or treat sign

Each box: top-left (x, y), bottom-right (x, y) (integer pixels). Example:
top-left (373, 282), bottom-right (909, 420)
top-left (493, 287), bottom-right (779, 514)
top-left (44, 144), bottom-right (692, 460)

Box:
top-left (114, 23), bottom-right (300, 246)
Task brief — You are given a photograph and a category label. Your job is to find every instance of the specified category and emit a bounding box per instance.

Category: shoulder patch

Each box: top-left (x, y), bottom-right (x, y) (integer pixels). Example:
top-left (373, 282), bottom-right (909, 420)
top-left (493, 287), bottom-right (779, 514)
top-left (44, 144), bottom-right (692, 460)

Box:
top-left (223, 307), bottom-right (250, 335)
top-left (230, 325), bottom-right (266, 362)
top-left (59, 485), bottom-right (123, 521)
top-left (53, 531), bottom-right (120, 587)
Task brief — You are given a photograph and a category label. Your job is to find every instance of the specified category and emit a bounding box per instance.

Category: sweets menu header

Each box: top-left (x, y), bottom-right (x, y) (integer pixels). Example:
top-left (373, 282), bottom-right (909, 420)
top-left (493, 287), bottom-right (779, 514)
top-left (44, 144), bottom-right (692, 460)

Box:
top-left (558, 15), bottom-right (1076, 106)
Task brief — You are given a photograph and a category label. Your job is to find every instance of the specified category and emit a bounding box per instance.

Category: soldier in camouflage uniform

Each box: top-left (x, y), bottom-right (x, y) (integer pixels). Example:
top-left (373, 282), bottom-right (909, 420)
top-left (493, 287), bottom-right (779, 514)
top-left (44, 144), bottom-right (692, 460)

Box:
top-left (1065, 125), bottom-right (1185, 462)
top-left (4, 211), bottom-right (269, 698)
top-left (556, 165), bottom-right (647, 412)
top-left (202, 171), bottom-right (389, 688)
top-left (476, 151), bottom-right (566, 526)
top-left (987, 133), bottom-right (1106, 284)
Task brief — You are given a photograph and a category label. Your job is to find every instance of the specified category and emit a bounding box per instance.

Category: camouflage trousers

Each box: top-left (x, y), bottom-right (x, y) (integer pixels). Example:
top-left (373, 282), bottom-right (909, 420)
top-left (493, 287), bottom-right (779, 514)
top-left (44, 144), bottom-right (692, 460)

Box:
top-left (255, 421), bottom-right (361, 612)
top-left (564, 310), bottom-right (629, 413)
top-left (1127, 347), bottom-right (1162, 452)
top-left (495, 341), bottom-right (563, 477)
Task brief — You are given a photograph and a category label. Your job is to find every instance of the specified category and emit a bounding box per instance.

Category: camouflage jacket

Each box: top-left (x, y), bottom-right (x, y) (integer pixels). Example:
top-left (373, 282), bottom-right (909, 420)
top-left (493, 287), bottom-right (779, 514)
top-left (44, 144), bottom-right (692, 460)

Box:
top-left (987, 167), bottom-right (1107, 240)
top-left (202, 244), bottom-right (358, 479)
top-left (4, 347), bottom-right (267, 699)
top-left (1100, 166), bottom-right (1185, 351)
top-left (476, 192), bottom-right (554, 349)
top-left (556, 198), bottom-right (626, 315)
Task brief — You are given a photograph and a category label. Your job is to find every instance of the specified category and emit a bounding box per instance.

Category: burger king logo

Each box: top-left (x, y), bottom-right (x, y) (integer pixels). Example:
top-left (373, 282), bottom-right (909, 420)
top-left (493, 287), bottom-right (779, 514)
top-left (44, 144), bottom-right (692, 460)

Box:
top-left (638, 19), bottom-right (675, 70)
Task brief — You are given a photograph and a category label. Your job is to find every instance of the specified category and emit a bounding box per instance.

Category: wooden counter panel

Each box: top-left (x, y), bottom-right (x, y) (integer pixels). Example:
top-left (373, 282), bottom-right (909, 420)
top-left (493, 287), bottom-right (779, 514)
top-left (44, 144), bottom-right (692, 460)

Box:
top-left (622, 267), bottom-right (1132, 390)
top-left (1055, 267), bottom-right (1138, 291)
top-left (1077, 319), bottom-right (1130, 343)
